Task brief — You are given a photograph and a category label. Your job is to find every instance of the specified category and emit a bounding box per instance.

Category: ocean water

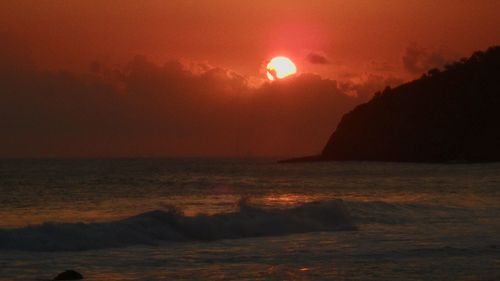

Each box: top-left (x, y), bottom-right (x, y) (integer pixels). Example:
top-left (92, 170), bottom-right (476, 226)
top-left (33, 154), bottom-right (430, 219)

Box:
top-left (0, 158), bottom-right (499, 280)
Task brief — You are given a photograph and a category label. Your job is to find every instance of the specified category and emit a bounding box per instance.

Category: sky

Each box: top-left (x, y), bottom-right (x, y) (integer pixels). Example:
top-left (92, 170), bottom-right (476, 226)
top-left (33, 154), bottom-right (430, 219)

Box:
top-left (0, 0), bottom-right (499, 157)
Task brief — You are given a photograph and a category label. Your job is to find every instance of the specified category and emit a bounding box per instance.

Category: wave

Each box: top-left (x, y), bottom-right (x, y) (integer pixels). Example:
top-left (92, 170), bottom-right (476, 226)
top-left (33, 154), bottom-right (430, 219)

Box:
top-left (0, 199), bottom-right (356, 251)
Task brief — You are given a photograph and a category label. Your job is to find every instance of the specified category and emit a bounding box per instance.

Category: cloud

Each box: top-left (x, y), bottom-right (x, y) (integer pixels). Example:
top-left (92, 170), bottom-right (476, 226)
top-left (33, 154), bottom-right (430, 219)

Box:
top-left (402, 44), bottom-right (448, 74)
top-left (306, 52), bottom-right (330, 65)
top-left (339, 74), bottom-right (404, 101)
top-left (0, 47), bottom-right (373, 157)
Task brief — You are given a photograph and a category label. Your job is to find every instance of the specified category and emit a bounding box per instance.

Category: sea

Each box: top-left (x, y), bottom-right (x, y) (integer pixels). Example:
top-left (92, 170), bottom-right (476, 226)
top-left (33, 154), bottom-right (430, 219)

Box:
top-left (0, 158), bottom-right (499, 281)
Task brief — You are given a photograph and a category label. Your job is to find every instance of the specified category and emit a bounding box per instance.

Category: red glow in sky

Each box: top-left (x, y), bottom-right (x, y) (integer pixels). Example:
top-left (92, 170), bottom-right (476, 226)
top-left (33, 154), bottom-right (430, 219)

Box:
top-left (0, 1), bottom-right (498, 157)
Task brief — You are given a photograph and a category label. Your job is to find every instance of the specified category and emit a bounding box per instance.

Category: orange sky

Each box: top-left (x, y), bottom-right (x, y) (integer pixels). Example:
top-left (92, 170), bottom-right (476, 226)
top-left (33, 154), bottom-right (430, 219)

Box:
top-left (0, 1), bottom-right (499, 157)
top-left (2, 1), bottom-right (499, 76)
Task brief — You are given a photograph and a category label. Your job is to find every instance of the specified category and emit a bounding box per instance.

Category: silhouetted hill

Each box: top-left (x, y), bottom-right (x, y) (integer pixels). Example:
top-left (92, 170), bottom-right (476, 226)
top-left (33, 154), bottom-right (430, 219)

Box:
top-left (284, 46), bottom-right (500, 163)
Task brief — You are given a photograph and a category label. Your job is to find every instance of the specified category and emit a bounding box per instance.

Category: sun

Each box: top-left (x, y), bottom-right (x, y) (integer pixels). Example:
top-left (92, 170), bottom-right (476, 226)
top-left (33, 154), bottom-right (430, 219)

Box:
top-left (266, 56), bottom-right (297, 81)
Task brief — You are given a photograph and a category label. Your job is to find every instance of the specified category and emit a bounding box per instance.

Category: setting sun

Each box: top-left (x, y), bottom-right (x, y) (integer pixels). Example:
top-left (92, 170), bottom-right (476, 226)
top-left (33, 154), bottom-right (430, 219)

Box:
top-left (266, 56), bottom-right (297, 80)
top-left (1, 2), bottom-right (499, 280)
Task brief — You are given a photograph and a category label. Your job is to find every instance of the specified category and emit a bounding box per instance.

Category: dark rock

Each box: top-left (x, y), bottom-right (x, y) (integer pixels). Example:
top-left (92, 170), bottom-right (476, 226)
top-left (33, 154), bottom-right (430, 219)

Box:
top-left (53, 270), bottom-right (83, 280)
top-left (283, 45), bottom-right (500, 163)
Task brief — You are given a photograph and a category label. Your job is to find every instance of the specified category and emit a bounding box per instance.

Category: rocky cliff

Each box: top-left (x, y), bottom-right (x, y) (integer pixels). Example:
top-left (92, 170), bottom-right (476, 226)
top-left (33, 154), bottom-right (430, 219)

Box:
top-left (285, 46), bottom-right (500, 163)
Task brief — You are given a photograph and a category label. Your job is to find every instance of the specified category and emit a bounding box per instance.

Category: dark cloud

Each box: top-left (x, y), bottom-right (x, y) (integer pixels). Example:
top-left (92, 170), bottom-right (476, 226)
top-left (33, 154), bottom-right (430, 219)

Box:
top-left (339, 74), bottom-right (404, 101)
top-left (0, 49), bottom-right (371, 157)
top-left (402, 44), bottom-right (448, 74)
top-left (306, 52), bottom-right (330, 65)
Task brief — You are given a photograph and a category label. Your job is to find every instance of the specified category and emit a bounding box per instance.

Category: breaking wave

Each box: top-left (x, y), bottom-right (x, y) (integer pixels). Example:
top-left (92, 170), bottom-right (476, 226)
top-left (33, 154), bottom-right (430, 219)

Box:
top-left (0, 199), bottom-right (356, 251)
